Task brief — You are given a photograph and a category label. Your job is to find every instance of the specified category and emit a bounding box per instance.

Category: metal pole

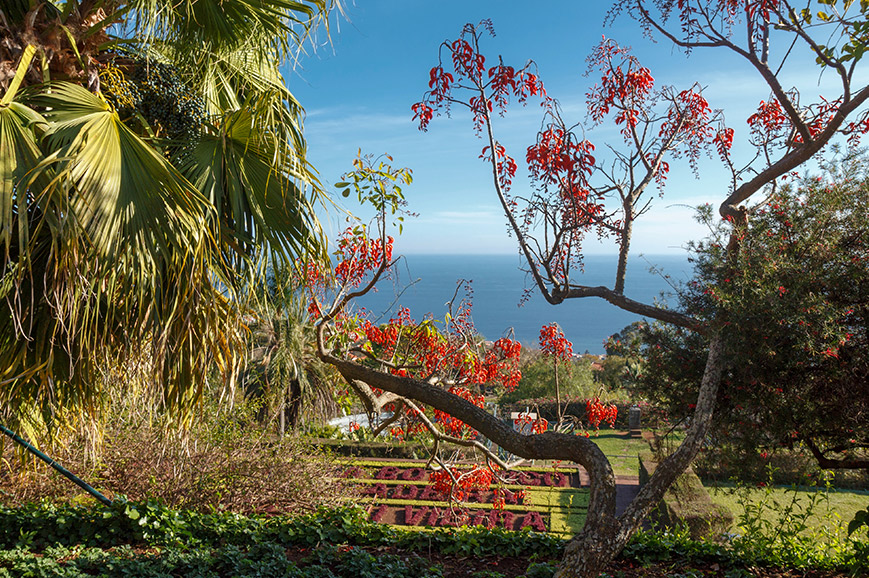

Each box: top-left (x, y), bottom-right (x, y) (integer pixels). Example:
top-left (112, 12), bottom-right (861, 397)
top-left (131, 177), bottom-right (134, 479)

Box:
top-left (0, 423), bottom-right (113, 507)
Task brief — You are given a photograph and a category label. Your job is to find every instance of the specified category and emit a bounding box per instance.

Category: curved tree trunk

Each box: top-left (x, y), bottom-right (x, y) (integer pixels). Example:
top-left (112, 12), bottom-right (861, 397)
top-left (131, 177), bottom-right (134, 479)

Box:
top-left (554, 333), bottom-right (725, 577)
top-left (317, 324), bottom-right (726, 578)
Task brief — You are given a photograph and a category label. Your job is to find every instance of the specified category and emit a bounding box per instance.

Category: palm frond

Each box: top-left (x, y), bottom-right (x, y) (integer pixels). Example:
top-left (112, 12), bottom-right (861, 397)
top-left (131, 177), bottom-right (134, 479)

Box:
top-left (28, 82), bottom-right (210, 264)
top-left (184, 107), bottom-right (323, 268)
top-left (125, 0), bottom-right (330, 62)
top-left (0, 100), bottom-right (51, 261)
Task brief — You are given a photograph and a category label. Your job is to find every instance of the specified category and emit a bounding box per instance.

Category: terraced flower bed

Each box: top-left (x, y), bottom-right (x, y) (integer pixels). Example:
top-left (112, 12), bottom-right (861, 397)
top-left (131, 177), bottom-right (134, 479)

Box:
top-left (344, 459), bottom-right (590, 536)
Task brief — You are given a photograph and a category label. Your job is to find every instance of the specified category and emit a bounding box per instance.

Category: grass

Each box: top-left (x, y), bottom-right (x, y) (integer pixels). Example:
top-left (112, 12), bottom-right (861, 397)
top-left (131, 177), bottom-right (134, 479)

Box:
top-left (586, 430), bottom-right (650, 477)
top-left (704, 482), bottom-right (869, 540)
top-left (527, 430), bottom-right (650, 476)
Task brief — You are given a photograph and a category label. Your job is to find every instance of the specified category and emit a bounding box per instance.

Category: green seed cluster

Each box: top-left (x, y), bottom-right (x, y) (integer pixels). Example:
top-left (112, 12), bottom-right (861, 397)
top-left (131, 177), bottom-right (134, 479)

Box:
top-left (103, 59), bottom-right (206, 159)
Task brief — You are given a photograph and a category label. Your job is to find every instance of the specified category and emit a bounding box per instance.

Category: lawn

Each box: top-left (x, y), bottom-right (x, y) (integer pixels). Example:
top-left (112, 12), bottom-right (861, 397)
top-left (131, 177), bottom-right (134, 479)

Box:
top-left (586, 430), bottom-right (650, 477)
top-left (704, 483), bottom-right (869, 540)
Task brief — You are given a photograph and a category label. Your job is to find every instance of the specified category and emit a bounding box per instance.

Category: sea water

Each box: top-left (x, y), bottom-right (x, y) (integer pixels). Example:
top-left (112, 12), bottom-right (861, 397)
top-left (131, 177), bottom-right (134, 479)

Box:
top-left (353, 253), bottom-right (692, 354)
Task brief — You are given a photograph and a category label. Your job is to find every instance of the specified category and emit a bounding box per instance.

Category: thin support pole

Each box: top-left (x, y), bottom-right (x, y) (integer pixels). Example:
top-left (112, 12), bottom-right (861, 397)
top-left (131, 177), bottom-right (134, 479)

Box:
top-left (0, 423), bottom-right (113, 507)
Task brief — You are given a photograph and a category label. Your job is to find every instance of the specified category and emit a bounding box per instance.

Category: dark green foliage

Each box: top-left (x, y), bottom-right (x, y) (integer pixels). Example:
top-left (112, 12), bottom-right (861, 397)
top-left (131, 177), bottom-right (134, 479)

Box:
top-left (470, 571), bottom-right (506, 578)
top-left (0, 502), bottom-right (563, 558)
top-left (399, 525), bottom-right (563, 558)
top-left (621, 527), bottom-right (731, 567)
top-left (619, 153), bottom-right (869, 471)
top-left (521, 561), bottom-right (558, 577)
top-left (849, 506), bottom-right (869, 536)
top-left (1, 501), bottom-right (866, 576)
top-left (0, 503), bottom-right (564, 577)
top-left (305, 544), bottom-right (444, 578)
top-left (0, 544), bottom-right (446, 578)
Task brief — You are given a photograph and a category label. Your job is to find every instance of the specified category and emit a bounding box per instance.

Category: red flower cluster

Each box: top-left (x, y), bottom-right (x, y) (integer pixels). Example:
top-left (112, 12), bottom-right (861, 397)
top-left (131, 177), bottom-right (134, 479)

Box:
top-left (411, 102), bottom-right (434, 131)
top-left (586, 398), bottom-right (618, 430)
top-left (481, 142), bottom-right (518, 190)
top-left (528, 125), bottom-right (595, 182)
top-left (539, 322), bottom-right (573, 362)
top-left (411, 21), bottom-right (546, 135)
top-left (586, 38), bottom-right (655, 134)
top-left (747, 98), bottom-right (788, 140)
top-left (660, 88), bottom-right (720, 170)
top-left (514, 412), bottom-right (549, 435)
top-left (484, 337), bottom-right (522, 391)
top-left (333, 228), bottom-right (394, 288)
top-left (434, 386), bottom-right (486, 438)
top-left (429, 464), bottom-right (494, 502)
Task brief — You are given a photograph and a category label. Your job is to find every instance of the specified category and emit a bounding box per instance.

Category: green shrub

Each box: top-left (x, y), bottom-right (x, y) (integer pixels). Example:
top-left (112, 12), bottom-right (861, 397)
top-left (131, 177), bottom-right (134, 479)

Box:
top-left (723, 472), bottom-right (869, 573)
top-left (499, 354), bottom-right (598, 405)
top-left (2, 500), bottom-right (865, 576)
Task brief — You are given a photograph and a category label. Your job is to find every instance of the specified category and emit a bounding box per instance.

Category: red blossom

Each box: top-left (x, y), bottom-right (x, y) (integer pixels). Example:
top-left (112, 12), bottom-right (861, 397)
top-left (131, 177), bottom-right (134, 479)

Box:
top-left (489, 63), bottom-right (517, 112)
top-left (747, 98), bottom-right (788, 140)
top-left (586, 38), bottom-right (655, 136)
top-left (429, 66), bottom-right (454, 102)
top-left (539, 322), bottom-right (573, 361)
top-left (586, 398), bottom-right (618, 431)
top-left (411, 101), bottom-right (434, 131)
top-left (481, 142), bottom-right (518, 190)
top-left (333, 229), bottom-right (394, 288)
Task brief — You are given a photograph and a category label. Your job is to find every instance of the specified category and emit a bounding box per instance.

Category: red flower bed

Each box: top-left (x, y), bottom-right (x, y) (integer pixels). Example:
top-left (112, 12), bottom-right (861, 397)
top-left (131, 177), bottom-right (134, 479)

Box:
top-left (348, 463), bottom-right (583, 533)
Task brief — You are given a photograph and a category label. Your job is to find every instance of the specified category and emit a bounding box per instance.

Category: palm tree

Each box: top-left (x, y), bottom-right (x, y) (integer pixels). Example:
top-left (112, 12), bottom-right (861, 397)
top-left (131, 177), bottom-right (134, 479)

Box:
top-left (245, 272), bottom-right (340, 436)
top-left (0, 0), bottom-right (333, 433)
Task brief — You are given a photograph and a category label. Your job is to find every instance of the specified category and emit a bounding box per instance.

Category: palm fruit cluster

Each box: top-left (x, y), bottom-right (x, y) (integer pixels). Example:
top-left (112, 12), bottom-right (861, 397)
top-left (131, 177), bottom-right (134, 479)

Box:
top-left (101, 58), bottom-right (206, 159)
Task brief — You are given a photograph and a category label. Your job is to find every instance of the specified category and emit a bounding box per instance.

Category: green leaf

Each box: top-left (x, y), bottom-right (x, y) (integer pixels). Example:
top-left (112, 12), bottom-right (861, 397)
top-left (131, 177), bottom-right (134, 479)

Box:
top-left (184, 107), bottom-right (323, 265)
top-left (1, 44), bottom-right (36, 105)
top-left (31, 82), bottom-right (209, 261)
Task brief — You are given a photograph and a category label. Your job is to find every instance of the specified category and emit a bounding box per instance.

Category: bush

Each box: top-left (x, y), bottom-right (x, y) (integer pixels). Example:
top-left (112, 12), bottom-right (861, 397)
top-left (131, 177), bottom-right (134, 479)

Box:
top-left (621, 157), bottom-right (869, 472)
top-left (695, 446), bottom-right (869, 489)
top-left (0, 396), bottom-right (357, 514)
top-left (1, 502), bottom-right (865, 576)
top-left (498, 354), bottom-right (597, 405)
top-left (499, 399), bottom-right (667, 431)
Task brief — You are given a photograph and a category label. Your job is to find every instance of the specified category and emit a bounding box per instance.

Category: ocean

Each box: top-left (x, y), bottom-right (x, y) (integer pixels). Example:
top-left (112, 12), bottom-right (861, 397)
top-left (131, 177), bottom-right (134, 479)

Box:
top-left (353, 254), bottom-right (693, 354)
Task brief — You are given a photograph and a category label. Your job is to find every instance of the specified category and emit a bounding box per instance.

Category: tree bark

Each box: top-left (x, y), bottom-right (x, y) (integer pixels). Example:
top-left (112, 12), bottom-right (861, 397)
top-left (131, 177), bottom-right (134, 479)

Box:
top-left (286, 376), bottom-right (302, 432)
top-left (554, 333), bottom-right (724, 578)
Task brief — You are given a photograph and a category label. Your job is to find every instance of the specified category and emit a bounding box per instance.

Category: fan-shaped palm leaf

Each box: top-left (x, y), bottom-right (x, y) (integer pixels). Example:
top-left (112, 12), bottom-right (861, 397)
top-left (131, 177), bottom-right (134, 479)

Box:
top-left (125, 0), bottom-right (329, 58)
top-left (29, 82), bottom-right (209, 263)
top-left (185, 108), bottom-right (322, 268)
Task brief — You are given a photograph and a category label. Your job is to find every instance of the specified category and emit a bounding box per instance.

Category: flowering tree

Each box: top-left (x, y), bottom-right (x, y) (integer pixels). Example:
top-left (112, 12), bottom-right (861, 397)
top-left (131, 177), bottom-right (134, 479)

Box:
top-left (539, 322), bottom-right (574, 424)
top-left (306, 154), bottom-right (532, 502)
top-left (316, 3), bottom-right (869, 577)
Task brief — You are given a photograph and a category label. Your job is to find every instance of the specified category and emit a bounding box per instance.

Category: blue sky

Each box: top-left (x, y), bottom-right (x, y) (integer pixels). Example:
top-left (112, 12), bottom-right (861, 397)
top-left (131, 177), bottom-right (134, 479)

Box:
top-left (290, 1), bottom-right (837, 255)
